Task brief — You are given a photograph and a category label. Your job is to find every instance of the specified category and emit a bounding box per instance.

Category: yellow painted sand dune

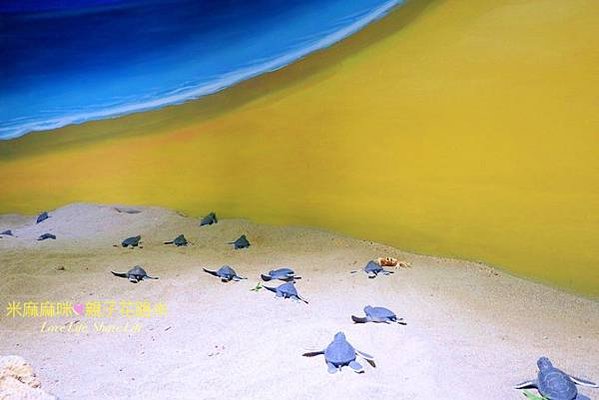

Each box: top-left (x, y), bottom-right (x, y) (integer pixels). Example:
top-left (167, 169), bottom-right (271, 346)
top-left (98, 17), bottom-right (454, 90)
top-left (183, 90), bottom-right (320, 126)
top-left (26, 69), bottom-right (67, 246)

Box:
top-left (0, 0), bottom-right (598, 295)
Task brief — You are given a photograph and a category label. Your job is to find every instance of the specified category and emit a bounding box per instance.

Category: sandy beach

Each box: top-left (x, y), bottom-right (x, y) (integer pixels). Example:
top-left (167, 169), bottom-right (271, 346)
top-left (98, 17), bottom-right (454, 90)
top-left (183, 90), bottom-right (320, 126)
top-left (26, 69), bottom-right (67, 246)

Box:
top-left (0, 204), bottom-right (597, 399)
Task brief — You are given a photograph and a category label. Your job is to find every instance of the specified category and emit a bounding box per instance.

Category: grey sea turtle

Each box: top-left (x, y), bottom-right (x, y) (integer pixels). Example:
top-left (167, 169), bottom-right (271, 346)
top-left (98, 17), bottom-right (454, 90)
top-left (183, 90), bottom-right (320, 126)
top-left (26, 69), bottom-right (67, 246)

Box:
top-left (261, 267), bottom-right (301, 282)
top-left (164, 234), bottom-right (188, 247)
top-left (352, 305), bottom-right (406, 325)
top-left (37, 233), bottom-right (56, 241)
top-left (0, 230), bottom-right (13, 236)
top-left (263, 282), bottom-right (308, 303)
top-left (303, 332), bottom-right (376, 374)
top-left (36, 212), bottom-right (49, 224)
top-left (515, 357), bottom-right (597, 400)
top-left (203, 266), bottom-right (246, 282)
top-left (121, 235), bottom-right (142, 248)
top-left (114, 207), bottom-right (141, 214)
top-left (351, 260), bottom-right (394, 278)
top-left (111, 266), bottom-right (158, 283)
top-left (229, 235), bottom-right (250, 249)
top-left (200, 212), bottom-right (218, 226)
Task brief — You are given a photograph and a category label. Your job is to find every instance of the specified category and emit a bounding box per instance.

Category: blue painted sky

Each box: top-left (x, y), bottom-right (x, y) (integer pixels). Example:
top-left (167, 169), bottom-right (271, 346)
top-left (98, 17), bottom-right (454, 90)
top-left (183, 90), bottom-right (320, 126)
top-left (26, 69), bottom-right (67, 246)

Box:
top-left (0, 0), bottom-right (401, 139)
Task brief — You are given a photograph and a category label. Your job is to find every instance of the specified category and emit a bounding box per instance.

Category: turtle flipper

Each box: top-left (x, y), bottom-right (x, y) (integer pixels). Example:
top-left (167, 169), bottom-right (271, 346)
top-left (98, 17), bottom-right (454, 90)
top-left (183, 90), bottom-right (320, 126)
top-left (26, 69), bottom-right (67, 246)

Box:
top-left (145, 275), bottom-right (159, 280)
top-left (128, 276), bottom-right (139, 283)
top-left (356, 352), bottom-right (376, 368)
top-left (261, 274), bottom-right (273, 281)
top-left (514, 380), bottom-right (538, 389)
top-left (263, 286), bottom-right (278, 294)
top-left (163, 241), bottom-right (174, 245)
top-left (575, 395), bottom-right (591, 400)
top-left (348, 361), bottom-right (364, 374)
top-left (296, 295), bottom-right (309, 304)
top-left (302, 350), bottom-right (324, 357)
top-left (203, 268), bottom-right (219, 277)
top-left (327, 362), bottom-right (338, 374)
top-left (569, 375), bottom-right (598, 387)
top-left (111, 271), bottom-right (128, 278)
top-left (355, 349), bottom-right (375, 361)
top-left (351, 315), bottom-right (368, 323)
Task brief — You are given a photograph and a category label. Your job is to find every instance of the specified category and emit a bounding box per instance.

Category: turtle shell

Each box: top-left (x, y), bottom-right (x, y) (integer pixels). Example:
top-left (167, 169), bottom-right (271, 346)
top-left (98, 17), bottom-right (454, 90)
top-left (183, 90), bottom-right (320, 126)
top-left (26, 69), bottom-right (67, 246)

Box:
top-left (122, 235), bottom-right (141, 247)
top-left (277, 282), bottom-right (298, 296)
top-left (128, 266), bottom-right (148, 279)
top-left (217, 265), bottom-right (237, 278)
top-left (269, 268), bottom-right (295, 278)
top-left (538, 368), bottom-right (577, 400)
top-left (364, 261), bottom-right (383, 273)
top-left (324, 333), bottom-right (356, 366)
top-left (36, 212), bottom-right (49, 224)
top-left (232, 235), bottom-right (250, 249)
top-left (365, 306), bottom-right (396, 320)
top-left (200, 212), bottom-right (217, 226)
top-left (172, 234), bottom-right (188, 246)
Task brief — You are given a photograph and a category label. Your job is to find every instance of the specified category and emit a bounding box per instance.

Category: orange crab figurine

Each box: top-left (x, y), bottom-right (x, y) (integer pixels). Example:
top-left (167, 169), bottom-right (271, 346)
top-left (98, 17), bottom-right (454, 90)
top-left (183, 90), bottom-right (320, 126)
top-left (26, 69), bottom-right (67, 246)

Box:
top-left (376, 257), bottom-right (410, 268)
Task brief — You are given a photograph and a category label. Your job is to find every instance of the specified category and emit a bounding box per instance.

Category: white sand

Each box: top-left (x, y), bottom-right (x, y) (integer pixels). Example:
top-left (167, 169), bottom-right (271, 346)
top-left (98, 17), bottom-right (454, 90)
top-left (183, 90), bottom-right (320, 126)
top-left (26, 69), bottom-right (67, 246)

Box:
top-left (0, 204), bottom-right (597, 399)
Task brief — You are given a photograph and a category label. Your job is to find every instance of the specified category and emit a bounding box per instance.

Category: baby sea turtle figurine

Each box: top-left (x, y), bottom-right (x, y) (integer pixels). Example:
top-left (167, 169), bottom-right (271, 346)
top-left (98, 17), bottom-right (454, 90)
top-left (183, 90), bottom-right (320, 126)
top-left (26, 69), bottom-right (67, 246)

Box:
top-left (37, 233), bottom-right (56, 241)
top-left (0, 230), bottom-right (13, 236)
top-left (36, 211), bottom-right (49, 224)
top-left (351, 260), bottom-right (394, 278)
top-left (261, 267), bottom-right (301, 282)
top-left (352, 306), bottom-right (406, 325)
top-left (229, 235), bottom-right (250, 249)
top-left (164, 234), bottom-right (188, 247)
top-left (111, 266), bottom-right (159, 283)
top-left (515, 356), bottom-right (597, 400)
top-left (303, 332), bottom-right (376, 374)
top-left (200, 212), bottom-right (218, 226)
top-left (203, 266), bottom-right (246, 282)
top-left (121, 235), bottom-right (142, 248)
top-left (263, 282), bottom-right (308, 304)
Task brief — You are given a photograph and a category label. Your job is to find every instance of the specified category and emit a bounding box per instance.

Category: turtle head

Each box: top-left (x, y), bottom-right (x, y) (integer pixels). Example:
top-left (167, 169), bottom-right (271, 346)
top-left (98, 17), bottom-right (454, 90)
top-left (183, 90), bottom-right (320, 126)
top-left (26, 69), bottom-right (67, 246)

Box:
top-left (334, 332), bottom-right (346, 341)
top-left (364, 305), bottom-right (373, 313)
top-left (537, 357), bottom-right (553, 371)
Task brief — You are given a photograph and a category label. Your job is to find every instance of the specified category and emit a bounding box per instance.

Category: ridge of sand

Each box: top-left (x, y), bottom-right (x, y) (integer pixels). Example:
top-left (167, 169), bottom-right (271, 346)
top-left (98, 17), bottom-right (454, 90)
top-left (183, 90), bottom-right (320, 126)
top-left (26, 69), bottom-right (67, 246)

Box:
top-left (0, 204), bottom-right (597, 399)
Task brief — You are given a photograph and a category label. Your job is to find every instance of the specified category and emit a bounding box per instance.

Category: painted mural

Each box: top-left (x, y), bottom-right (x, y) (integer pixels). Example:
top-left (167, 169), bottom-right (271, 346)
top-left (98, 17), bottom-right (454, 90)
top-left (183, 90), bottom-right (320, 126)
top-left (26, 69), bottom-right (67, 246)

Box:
top-left (0, 0), bottom-right (597, 398)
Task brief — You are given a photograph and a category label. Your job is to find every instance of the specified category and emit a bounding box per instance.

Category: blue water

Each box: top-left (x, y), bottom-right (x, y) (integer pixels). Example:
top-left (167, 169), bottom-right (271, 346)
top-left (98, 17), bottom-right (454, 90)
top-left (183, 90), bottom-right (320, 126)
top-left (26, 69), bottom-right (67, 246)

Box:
top-left (0, 0), bottom-right (401, 140)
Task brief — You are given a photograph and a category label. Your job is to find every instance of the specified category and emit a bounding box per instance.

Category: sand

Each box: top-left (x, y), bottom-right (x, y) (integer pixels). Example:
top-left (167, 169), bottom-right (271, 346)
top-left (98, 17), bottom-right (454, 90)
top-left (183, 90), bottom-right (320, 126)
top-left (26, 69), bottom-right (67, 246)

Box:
top-left (0, 203), bottom-right (597, 399)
